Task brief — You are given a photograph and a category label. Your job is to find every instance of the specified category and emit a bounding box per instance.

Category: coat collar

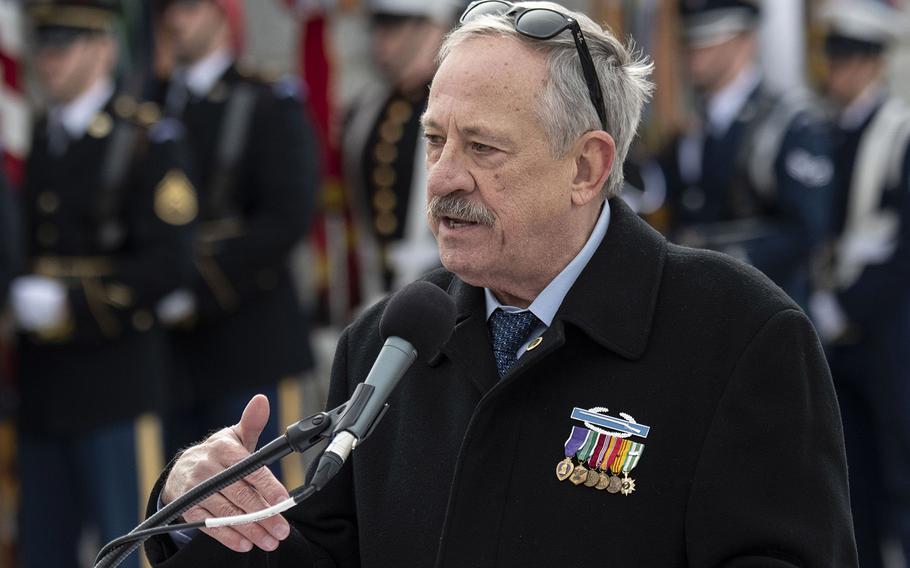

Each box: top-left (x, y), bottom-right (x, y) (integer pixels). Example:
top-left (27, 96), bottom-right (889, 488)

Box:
top-left (555, 198), bottom-right (666, 360)
top-left (437, 198), bottom-right (667, 393)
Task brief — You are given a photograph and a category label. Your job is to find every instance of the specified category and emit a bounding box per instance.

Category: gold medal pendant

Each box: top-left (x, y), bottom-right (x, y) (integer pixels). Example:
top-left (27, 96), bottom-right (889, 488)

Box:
top-left (620, 472), bottom-right (636, 496)
top-left (606, 475), bottom-right (622, 494)
top-left (594, 471), bottom-right (610, 491)
top-left (584, 468), bottom-right (599, 488)
top-left (555, 458), bottom-right (574, 481)
top-left (570, 465), bottom-right (588, 486)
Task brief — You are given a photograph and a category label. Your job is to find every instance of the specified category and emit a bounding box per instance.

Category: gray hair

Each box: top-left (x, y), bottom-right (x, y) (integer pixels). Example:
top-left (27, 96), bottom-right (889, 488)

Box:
top-left (437, 1), bottom-right (654, 198)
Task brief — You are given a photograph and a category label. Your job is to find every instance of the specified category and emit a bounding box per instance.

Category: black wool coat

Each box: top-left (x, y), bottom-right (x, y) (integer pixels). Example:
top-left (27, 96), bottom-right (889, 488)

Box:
top-left (147, 199), bottom-right (857, 567)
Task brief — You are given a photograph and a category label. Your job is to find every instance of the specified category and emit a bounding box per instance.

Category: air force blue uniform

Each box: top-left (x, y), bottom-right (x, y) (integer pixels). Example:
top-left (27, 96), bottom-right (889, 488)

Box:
top-left (658, 84), bottom-right (834, 308)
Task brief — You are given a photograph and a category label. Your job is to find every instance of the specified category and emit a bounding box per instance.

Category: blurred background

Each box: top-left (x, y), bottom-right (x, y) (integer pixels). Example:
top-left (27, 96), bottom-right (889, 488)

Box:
top-left (0, 0), bottom-right (910, 568)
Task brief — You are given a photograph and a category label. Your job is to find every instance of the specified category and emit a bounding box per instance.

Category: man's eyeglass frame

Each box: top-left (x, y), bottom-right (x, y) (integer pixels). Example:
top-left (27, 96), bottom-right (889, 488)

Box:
top-left (459, 0), bottom-right (609, 133)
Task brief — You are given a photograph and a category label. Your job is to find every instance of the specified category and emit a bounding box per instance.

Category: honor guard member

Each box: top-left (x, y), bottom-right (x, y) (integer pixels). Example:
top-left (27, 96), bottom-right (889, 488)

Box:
top-left (147, 2), bottom-right (856, 566)
top-left (812, 3), bottom-right (910, 565)
top-left (0, 167), bottom-right (17, 312)
top-left (10, 1), bottom-right (196, 566)
top-left (343, 0), bottom-right (456, 304)
top-left (154, 0), bottom-right (320, 462)
top-left (0, 168), bottom-right (19, 417)
top-left (657, 0), bottom-right (834, 307)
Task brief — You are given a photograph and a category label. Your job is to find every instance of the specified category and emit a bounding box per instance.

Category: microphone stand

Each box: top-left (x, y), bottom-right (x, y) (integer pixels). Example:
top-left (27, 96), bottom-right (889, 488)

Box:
top-left (94, 406), bottom-right (346, 568)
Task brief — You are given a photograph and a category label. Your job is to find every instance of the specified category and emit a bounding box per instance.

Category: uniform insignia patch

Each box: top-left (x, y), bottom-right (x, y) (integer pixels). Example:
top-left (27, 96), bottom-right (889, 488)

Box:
top-left (785, 148), bottom-right (834, 187)
top-left (154, 170), bottom-right (198, 226)
top-left (555, 406), bottom-right (650, 496)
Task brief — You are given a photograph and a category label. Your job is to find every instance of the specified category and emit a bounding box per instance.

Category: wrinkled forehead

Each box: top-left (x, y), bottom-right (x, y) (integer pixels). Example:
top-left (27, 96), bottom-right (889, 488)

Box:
top-left (426, 36), bottom-right (547, 127)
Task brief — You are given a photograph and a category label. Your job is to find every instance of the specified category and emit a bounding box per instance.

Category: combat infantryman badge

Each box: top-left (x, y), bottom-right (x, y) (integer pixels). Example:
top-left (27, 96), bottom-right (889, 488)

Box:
top-left (555, 407), bottom-right (649, 496)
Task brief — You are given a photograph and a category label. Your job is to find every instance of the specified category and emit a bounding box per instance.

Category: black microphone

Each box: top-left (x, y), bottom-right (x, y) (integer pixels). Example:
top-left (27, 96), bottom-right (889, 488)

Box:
top-left (309, 281), bottom-right (457, 489)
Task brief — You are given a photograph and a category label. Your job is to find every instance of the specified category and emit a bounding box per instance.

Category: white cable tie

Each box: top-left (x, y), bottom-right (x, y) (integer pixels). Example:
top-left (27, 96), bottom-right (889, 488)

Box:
top-left (204, 497), bottom-right (296, 529)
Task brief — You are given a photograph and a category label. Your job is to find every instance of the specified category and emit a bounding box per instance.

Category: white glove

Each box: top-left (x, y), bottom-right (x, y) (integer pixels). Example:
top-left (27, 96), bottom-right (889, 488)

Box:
top-left (809, 290), bottom-right (848, 343)
top-left (157, 288), bottom-right (196, 324)
top-left (11, 275), bottom-right (69, 331)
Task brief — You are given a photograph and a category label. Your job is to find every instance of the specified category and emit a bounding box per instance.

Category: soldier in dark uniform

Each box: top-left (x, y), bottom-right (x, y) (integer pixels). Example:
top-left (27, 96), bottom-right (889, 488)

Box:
top-left (0, 168), bottom-right (17, 305)
top-left (656, 0), bottom-right (834, 308)
top-left (10, 1), bottom-right (196, 566)
top-left (0, 167), bottom-right (19, 419)
top-left (343, 0), bottom-right (455, 304)
top-left (153, 0), bottom-right (319, 464)
top-left (812, 3), bottom-right (910, 565)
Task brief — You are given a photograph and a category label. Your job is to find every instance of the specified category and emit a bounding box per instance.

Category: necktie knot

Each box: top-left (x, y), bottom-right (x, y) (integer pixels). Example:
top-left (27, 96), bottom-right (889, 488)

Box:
top-left (488, 309), bottom-right (541, 378)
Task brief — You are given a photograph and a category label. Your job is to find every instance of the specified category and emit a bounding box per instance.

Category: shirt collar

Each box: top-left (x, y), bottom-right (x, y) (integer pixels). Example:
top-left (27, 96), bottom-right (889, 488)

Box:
top-left (485, 199), bottom-right (612, 325)
top-left (51, 77), bottom-right (114, 139)
top-left (705, 65), bottom-right (761, 136)
top-left (839, 82), bottom-right (886, 130)
top-left (181, 48), bottom-right (233, 98)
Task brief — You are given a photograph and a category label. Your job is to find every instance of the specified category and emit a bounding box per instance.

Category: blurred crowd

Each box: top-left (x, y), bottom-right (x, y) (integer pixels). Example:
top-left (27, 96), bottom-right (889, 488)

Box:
top-left (0, 0), bottom-right (909, 566)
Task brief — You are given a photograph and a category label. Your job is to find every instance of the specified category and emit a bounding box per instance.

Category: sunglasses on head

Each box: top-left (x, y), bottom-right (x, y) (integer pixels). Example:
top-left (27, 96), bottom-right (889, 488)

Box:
top-left (459, 0), bottom-right (608, 132)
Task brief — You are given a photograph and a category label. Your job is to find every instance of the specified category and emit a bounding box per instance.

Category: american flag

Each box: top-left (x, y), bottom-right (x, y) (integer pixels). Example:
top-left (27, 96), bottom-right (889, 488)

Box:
top-left (0, 0), bottom-right (28, 187)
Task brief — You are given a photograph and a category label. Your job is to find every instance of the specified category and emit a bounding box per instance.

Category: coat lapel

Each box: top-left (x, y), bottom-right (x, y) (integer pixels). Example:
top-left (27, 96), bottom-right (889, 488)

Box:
top-left (556, 198), bottom-right (666, 360)
top-left (438, 277), bottom-right (500, 394)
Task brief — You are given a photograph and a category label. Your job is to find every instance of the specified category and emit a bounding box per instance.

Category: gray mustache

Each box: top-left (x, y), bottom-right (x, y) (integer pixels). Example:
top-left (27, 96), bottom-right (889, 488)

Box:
top-left (427, 195), bottom-right (496, 226)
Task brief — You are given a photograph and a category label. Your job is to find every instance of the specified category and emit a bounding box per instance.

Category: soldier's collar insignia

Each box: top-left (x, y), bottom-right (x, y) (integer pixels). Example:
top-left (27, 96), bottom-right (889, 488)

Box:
top-left (555, 406), bottom-right (650, 496)
top-left (88, 112), bottom-right (113, 139)
top-left (154, 170), bottom-right (198, 226)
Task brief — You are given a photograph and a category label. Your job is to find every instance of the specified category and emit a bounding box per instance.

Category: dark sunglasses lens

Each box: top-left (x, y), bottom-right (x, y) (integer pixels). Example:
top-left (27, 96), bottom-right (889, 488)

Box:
top-left (461, 0), bottom-right (511, 23)
top-left (515, 9), bottom-right (569, 39)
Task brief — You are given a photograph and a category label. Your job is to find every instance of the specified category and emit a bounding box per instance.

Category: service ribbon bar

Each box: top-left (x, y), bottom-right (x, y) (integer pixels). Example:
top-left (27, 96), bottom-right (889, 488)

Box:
top-left (571, 407), bottom-right (651, 439)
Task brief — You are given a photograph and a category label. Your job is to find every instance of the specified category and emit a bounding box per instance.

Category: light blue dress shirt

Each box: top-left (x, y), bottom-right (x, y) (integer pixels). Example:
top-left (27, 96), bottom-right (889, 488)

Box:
top-left (484, 200), bottom-right (611, 358)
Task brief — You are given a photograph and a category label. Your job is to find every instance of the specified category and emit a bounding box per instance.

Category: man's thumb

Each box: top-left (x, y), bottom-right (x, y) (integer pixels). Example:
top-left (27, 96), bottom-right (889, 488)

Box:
top-left (236, 394), bottom-right (270, 453)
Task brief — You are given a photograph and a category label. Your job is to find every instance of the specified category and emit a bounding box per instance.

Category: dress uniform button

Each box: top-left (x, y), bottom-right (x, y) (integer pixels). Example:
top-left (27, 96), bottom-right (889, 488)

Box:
top-left (88, 112), bottom-right (113, 138)
top-left (38, 191), bottom-right (60, 214)
top-left (374, 142), bottom-right (398, 164)
top-left (37, 222), bottom-right (58, 246)
top-left (114, 95), bottom-right (137, 119)
top-left (379, 120), bottom-right (404, 144)
top-left (136, 102), bottom-right (161, 127)
top-left (131, 310), bottom-right (154, 332)
top-left (372, 166), bottom-right (396, 187)
top-left (387, 100), bottom-right (413, 122)
top-left (373, 188), bottom-right (397, 211)
top-left (375, 213), bottom-right (398, 236)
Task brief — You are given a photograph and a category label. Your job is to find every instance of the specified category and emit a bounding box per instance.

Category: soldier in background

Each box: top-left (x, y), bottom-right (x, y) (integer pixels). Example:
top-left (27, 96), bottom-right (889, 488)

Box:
top-left (153, 0), bottom-right (320, 463)
top-left (656, 0), bottom-right (834, 308)
top-left (0, 166), bottom-right (19, 420)
top-left (11, 1), bottom-right (196, 565)
top-left (343, 0), bottom-right (456, 306)
top-left (0, 169), bottom-right (17, 307)
top-left (812, 3), bottom-right (910, 565)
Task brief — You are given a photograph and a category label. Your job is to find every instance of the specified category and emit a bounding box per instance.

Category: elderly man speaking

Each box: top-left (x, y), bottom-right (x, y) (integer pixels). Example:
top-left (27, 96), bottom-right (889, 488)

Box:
top-left (144, 2), bottom-right (857, 566)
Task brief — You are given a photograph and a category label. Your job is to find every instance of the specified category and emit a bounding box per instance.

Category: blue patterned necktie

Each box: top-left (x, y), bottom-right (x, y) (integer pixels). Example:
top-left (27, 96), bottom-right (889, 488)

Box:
top-left (488, 308), bottom-right (542, 378)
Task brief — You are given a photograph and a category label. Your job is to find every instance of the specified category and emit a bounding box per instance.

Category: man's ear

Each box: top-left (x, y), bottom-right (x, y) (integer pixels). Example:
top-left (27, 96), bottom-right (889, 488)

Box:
top-left (571, 131), bottom-right (615, 206)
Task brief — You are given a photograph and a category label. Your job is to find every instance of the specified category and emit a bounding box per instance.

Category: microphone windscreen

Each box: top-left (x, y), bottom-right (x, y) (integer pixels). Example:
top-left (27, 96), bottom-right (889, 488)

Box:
top-left (379, 281), bottom-right (457, 359)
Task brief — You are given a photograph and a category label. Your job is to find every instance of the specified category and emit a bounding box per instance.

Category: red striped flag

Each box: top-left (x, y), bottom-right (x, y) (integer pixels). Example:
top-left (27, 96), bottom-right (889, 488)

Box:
top-left (280, 0), bottom-right (363, 325)
top-left (0, 0), bottom-right (29, 187)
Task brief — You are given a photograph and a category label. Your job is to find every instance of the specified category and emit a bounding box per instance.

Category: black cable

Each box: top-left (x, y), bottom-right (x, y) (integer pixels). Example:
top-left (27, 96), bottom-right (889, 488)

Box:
top-left (94, 482), bottom-right (319, 565)
top-left (95, 520), bottom-right (206, 560)
top-left (92, 410), bottom-right (337, 568)
top-left (93, 435), bottom-right (294, 568)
